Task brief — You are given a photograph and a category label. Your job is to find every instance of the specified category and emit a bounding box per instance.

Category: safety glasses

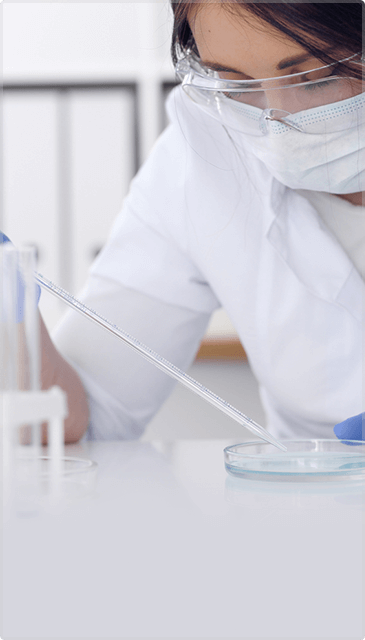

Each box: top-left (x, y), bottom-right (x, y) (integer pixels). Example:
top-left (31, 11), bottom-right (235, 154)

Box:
top-left (175, 53), bottom-right (364, 134)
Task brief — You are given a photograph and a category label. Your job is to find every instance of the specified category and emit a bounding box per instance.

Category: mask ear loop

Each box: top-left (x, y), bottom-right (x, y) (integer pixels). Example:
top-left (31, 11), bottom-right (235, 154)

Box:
top-left (259, 109), bottom-right (305, 134)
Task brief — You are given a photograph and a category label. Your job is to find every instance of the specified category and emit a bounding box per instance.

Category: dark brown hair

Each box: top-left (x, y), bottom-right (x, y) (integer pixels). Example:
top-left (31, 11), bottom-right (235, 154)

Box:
top-left (170, 1), bottom-right (364, 75)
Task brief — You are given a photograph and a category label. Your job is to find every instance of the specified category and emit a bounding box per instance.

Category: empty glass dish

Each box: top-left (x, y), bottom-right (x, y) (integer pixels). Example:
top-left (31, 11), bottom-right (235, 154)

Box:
top-left (10, 456), bottom-right (98, 515)
top-left (224, 439), bottom-right (365, 483)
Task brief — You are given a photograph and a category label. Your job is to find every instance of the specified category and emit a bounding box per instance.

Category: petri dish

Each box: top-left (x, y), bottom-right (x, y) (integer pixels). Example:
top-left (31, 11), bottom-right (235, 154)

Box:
top-left (15, 455), bottom-right (97, 479)
top-left (13, 456), bottom-right (98, 511)
top-left (224, 439), bottom-right (365, 483)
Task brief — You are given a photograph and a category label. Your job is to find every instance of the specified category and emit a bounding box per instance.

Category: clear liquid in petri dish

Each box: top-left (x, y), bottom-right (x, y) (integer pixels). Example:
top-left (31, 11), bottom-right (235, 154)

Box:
top-left (224, 440), bottom-right (365, 481)
top-left (240, 451), bottom-right (364, 473)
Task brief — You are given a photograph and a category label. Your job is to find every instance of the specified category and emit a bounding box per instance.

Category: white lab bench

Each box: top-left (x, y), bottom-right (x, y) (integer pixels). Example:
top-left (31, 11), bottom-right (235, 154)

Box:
top-left (3, 438), bottom-right (364, 639)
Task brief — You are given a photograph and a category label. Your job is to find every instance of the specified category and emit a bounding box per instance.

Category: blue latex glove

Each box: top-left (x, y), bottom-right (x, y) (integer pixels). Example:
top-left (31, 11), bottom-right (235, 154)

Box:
top-left (1, 231), bottom-right (41, 322)
top-left (0, 231), bottom-right (11, 244)
top-left (333, 413), bottom-right (364, 441)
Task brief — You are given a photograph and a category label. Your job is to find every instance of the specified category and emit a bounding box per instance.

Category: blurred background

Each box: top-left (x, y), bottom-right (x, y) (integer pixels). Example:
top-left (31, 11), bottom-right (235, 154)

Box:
top-left (2, 2), bottom-right (264, 438)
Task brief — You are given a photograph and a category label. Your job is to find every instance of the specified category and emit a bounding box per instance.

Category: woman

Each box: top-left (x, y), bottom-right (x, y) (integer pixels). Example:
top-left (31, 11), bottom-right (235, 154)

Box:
top-left (5, 1), bottom-right (364, 442)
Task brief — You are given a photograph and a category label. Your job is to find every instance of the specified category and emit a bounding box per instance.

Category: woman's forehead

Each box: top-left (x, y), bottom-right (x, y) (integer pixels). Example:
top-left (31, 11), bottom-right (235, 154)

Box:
top-left (190, 2), bottom-right (303, 53)
top-left (189, 2), bottom-right (318, 77)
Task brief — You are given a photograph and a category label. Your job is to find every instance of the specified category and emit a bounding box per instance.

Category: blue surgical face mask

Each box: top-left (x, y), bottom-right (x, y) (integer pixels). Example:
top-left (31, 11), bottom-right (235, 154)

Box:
top-left (218, 93), bottom-right (365, 194)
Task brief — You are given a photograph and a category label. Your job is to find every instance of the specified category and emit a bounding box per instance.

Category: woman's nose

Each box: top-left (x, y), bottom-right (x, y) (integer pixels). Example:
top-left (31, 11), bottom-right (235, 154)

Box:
top-left (265, 88), bottom-right (294, 111)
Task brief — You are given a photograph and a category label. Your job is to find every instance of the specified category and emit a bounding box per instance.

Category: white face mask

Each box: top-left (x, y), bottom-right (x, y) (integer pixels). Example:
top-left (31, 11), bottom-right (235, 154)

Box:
top-left (218, 93), bottom-right (365, 194)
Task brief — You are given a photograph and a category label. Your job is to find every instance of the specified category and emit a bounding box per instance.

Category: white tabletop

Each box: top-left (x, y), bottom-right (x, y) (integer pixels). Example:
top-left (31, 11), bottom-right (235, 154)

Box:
top-left (3, 439), bottom-right (364, 639)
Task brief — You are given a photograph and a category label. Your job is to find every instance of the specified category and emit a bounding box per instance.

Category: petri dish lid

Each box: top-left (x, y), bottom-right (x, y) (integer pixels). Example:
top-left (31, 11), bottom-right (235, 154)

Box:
top-left (13, 456), bottom-right (98, 509)
top-left (224, 439), bottom-right (365, 483)
top-left (15, 455), bottom-right (98, 478)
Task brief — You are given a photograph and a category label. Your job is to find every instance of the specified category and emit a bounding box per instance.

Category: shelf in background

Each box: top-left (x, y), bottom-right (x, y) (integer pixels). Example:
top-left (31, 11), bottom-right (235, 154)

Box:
top-left (196, 338), bottom-right (247, 361)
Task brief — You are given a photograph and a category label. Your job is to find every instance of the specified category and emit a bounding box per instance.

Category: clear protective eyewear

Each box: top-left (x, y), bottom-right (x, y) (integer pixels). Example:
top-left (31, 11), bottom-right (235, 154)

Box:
top-left (175, 52), bottom-right (364, 134)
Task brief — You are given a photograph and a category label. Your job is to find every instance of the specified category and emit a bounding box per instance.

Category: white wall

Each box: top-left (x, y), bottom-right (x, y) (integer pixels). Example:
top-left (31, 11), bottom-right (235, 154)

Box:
top-left (4, 3), bottom-right (173, 80)
top-left (3, 2), bottom-right (237, 339)
top-left (3, 3), bottom-right (174, 161)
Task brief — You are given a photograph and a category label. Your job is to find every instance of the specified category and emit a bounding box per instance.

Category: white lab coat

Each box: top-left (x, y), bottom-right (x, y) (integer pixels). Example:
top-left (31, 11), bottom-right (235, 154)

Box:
top-left (53, 86), bottom-right (364, 440)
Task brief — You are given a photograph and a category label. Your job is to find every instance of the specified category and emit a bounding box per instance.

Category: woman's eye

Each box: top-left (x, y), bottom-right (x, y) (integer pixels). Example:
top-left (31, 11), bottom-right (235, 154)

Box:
top-left (302, 79), bottom-right (333, 92)
top-left (223, 91), bottom-right (239, 100)
top-left (223, 89), bottom-right (253, 100)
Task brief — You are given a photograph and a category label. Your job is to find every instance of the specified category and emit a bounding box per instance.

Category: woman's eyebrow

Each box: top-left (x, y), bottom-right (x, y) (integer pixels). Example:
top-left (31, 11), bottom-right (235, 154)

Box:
top-left (201, 53), bottom-right (315, 76)
top-left (276, 53), bottom-right (313, 70)
top-left (200, 60), bottom-right (252, 77)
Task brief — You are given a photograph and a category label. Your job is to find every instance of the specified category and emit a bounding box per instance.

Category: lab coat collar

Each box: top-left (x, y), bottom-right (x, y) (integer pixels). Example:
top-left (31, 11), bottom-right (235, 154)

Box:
top-left (267, 180), bottom-right (363, 322)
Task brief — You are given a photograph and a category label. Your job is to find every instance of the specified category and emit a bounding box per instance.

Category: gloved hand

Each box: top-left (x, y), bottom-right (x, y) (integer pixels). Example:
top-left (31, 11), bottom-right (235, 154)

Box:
top-left (333, 413), bottom-right (364, 441)
top-left (0, 231), bottom-right (11, 244)
top-left (1, 231), bottom-right (41, 322)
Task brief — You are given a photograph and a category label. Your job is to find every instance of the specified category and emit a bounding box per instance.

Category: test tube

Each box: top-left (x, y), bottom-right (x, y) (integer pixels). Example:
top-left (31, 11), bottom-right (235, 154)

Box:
top-left (1, 245), bottom-right (17, 392)
top-left (1, 245), bottom-right (18, 498)
top-left (1, 244), bottom-right (41, 447)
top-left (19, 246), bottom-right (41, 449)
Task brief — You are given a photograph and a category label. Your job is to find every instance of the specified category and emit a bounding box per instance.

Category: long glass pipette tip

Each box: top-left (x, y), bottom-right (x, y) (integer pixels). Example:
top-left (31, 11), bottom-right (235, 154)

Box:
top-left (35, 272), bottom-right (287, 452)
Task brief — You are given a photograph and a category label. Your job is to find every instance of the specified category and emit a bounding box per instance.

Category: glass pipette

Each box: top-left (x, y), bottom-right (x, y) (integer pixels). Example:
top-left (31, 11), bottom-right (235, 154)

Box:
top-left (35, 271), bottom-right (287, 452)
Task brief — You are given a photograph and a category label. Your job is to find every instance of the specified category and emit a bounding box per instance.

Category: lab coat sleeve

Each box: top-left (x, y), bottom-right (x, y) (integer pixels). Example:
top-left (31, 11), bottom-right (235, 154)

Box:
top-left (52, 121), bottom-right (220, 439)
top-left (53, 278), bottom-right (212, 440)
